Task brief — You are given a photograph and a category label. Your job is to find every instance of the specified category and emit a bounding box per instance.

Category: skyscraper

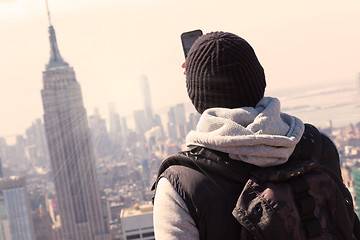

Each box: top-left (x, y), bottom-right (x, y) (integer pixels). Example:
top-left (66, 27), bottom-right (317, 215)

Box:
top-left (133, 109), bottom-right (147, 135)
top-left (167, 103), bottom-right (187, 140)
top-left (108, 103), bottom-right (121, 136)
top-left (1, 176), bottom-right (35, 240)
top-left (139, 75), bottom-right (154, 128)
top-left (89, 108), bottom-right (112, 158)
top-left (108, 103), bottom-right (124, 152)
top-left (40, 8), bottom-right (110, 240)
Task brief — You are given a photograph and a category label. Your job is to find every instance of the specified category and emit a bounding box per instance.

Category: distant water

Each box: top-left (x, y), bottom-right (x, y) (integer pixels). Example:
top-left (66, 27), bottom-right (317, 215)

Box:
top-left (270, 82), bottom-right (360, 129)
top-left (181, 81), bottom-right (360, 129)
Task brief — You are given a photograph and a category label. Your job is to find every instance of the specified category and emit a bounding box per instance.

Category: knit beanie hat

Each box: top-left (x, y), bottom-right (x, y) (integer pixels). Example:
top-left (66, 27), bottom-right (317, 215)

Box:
top-left (186, 31), bottom-right (266, 114)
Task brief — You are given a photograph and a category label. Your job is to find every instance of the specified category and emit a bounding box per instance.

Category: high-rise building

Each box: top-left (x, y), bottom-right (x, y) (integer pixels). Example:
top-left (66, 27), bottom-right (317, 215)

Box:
top-left (1, 176), bottom-right (35, 240)
top-left (108, 103), bottom-right (124, 152)
top-left (139, 76), bottom-right (154, 129)
top-left (25, 118), bottom-right (50, 169)
top-left (89, 109), bottom-right (112, 158)
top-left (108, 103), bottom-right (121, 135)
top-left (133, 110), bottom-right (147, 136)
top-left (167, 103), bottom-right (187, 140)
top-left (0, 195), bottom-right (11, 240)
top-left (120, 203), bottom-right (154, 240)
top-left (40, 10), bottom-right (110, 240)
top-left (188, 112), bottom-right (200, 132)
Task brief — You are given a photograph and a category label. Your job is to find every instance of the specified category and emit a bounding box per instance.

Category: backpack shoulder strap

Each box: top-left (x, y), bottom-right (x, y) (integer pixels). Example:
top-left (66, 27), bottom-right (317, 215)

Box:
top-left (151, 148), bottom-right (197, 199)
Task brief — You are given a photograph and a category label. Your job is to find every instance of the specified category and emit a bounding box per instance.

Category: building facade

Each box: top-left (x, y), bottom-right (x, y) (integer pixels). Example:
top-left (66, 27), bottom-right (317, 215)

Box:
top-left (41, 22), bottom-right (110, 240)
top-left (1, 176), bottom-right (35, 240)
top-left (120, 204), bottom-right (154, 240)
top-left (139, 75), bottom-right (154, 127)
top-left (167, 103), bottom-right (187, 141)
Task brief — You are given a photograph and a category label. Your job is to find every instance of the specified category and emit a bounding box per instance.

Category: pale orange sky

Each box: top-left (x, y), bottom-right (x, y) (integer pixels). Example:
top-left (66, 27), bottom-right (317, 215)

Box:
top-left (0, 0), bottom-right (360, 138)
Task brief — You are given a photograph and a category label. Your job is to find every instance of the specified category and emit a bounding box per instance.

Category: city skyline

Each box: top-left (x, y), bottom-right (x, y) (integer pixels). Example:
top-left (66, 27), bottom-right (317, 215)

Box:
top-left (1, 0), bottom-right (360, 138)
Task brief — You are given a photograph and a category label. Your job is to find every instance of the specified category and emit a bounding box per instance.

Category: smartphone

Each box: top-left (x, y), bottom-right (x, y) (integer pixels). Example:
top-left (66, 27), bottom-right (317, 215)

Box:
top-left (181, 29), bottom-right (203, 58)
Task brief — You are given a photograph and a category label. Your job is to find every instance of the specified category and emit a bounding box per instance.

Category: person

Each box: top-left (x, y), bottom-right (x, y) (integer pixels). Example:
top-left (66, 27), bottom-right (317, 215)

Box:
top-left (152, 31), bottom-right (359, 239)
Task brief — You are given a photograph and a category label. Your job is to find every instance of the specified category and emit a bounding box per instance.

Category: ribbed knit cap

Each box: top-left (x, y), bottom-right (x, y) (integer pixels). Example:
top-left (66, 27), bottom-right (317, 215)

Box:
top-left (186, 31), bottom-right (266, 114)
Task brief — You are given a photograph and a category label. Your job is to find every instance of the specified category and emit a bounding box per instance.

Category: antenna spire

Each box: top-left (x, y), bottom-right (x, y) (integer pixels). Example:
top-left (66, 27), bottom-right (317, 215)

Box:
top-left (45, 0), bottom-right (68, 69)
top-left (45, 0), bottom-right (52, 26)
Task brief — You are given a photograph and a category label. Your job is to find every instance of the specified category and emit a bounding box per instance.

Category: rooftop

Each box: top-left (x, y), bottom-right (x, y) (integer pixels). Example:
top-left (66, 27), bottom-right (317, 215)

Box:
top-left (120, 203), bottom-right (153, 218)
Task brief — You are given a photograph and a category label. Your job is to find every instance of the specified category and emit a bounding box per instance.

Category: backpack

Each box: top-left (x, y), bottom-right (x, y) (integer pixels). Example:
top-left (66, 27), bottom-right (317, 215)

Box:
top-left (153, 124), bottom-right (360, 239)
top-left (232, 124), bottom-right (360, 240)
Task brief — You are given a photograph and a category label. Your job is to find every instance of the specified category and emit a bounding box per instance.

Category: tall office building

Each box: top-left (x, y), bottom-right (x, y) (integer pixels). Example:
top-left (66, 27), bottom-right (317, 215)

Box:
top-left (0, 195), bottom-right (11, 240)
top-left (1, 176), bottom-right (35, 240)
top-left (108, 103), bottom-right (124, 152)
top-left (108, 103), bottom-right (121, 135)
top-left (40, 13), bottom-right (110, 240)
top-left (167, 103), bottom-right (187, 140)
top-left (25, 119), bottom-right (49, 157)
top-left (133, 110), bottom-right (147, 135)
top-left (139, 75), bottom-right (154, 128)
top-left (89, 109), bottom-right (112, 158)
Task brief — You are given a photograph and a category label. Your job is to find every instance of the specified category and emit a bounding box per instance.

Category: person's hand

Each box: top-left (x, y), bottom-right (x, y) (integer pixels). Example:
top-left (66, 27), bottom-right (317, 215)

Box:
top-left (182, 61), bottom-right (186, 75)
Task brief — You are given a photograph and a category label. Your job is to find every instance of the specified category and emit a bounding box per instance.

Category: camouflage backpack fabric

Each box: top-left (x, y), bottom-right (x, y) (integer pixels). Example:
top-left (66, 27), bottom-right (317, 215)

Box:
top-left (232, 124), bottom-right (360, 240)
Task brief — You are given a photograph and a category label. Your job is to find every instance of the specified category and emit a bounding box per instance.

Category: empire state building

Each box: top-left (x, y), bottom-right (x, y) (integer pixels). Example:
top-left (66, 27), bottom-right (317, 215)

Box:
top-left (41, 22), bottom-right (111, 240)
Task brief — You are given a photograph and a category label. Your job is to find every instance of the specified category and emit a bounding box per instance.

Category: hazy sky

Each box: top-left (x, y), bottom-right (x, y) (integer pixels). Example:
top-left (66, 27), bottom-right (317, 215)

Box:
top-left (1, 0), bottom-right (360, 139)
